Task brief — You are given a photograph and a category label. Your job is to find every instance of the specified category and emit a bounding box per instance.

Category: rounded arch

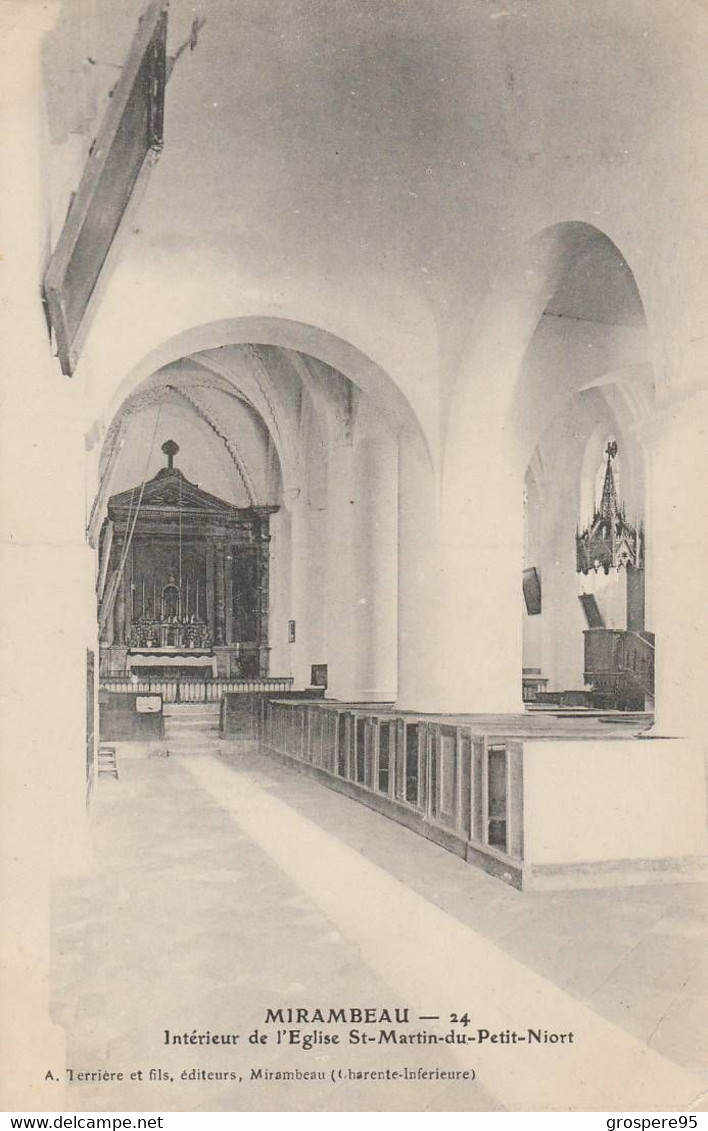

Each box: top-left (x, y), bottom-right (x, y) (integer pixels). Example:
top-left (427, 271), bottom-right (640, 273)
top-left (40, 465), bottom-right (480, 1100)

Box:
top-left (90, 318), bottom-right (432, 549)
top-left (445, 219), bottom-right (654, 482)
top-left (441, 219), bottom-right (656, 711)
top-left (93, 369), bottom-right (269, 523)
top-left (100, 317), bottom-right (432, 466)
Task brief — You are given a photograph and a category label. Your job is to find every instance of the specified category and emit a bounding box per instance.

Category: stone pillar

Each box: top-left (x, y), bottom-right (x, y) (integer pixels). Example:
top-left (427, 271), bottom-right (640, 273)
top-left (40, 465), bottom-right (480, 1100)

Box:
top-left (350, 417), bottom-right (398, 701)
top-left (542, 511), bottom-right (586, 693)
top-left (438, 433), bottom-right (524, 714)
top-left (324, 443), bottom-right (357, 700)
top-left (648, 395), bottom-right (708, 742)
top-left (538, 435), bottom-right (586, 694)
top-left (396, 436), bottom-right (443, 711)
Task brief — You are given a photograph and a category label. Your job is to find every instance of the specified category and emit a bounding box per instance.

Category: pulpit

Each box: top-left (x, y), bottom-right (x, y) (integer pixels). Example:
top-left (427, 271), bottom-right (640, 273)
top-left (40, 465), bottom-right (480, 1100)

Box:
top-left (99, 441), bottom-right (277, 679)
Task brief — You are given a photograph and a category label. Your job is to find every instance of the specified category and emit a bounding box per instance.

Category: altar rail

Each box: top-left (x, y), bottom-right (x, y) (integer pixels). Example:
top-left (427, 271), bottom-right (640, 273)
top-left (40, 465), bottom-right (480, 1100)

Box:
top-left (99, 675), bottom-right (293, 702)
top-left (257, 699), bottom-right (524, 887)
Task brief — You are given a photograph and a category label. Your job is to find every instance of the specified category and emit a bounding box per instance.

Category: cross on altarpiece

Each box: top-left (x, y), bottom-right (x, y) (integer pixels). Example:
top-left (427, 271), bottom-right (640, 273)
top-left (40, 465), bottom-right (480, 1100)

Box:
top-left (161, 439), bottom-right (179, 470)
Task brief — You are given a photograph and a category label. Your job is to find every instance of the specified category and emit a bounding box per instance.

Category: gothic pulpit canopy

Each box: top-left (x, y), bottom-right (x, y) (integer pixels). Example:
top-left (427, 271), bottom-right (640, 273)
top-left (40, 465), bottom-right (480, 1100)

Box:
top-left (576, 442), bottom-right (644, 575)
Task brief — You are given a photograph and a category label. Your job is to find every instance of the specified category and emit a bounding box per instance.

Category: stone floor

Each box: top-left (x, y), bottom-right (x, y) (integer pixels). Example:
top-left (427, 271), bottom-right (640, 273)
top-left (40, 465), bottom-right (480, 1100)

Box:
top-left (50, 713), bottom-right (708, 1112)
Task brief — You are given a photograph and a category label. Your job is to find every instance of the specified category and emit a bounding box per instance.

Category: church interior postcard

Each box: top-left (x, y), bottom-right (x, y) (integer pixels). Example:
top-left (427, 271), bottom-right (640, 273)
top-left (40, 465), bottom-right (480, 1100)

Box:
top-left (1, 0), bottom-right (707, 1117)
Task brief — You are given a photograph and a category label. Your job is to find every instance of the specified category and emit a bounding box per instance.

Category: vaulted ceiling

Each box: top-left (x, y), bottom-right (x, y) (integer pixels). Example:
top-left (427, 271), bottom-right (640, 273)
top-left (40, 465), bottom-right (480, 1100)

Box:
top-left (101, 344), bottom-right (360, 509)
top-left (45, 0), bottom-right (703, 388)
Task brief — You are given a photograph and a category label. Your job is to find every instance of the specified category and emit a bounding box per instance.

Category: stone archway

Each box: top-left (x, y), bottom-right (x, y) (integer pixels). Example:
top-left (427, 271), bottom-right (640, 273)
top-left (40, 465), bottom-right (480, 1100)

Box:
top-left (91, 315), bottom-right (433, 469)
top-left (91, 321), bottom-right (426, 703)
top-left (438, 222), bottom-right (654, 714)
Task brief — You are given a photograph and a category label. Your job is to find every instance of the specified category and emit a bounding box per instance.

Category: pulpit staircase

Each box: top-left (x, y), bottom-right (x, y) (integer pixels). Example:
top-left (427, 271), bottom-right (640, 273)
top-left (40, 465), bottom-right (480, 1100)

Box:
top-left (583, 628), bottom-right (655, 711)
top-left (525, 631), bottom-right (655, 714)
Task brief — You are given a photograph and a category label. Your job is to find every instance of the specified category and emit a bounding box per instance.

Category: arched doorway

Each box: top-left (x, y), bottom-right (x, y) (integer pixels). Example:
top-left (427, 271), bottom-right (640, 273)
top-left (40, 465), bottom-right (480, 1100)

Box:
top-left (512, 225), bottom-right (653, 709)
top-left (93, 336), bottom-right (414, 705)
top-left (441, 220), bottom-right (654, 714)
top-left (522, 388), bottom-right (650, 708)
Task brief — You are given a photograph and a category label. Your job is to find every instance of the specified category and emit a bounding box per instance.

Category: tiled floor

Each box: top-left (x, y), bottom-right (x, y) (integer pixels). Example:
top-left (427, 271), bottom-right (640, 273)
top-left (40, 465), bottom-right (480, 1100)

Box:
top-left (50, 717), bottom-right (708, 1112)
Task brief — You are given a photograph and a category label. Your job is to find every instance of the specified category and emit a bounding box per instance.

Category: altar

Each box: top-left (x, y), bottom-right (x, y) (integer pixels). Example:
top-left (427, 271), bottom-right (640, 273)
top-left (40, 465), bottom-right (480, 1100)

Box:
top-left (127, 649), bottom-right (218, 678)
top-left (99, 441), bottom-right (277, 679)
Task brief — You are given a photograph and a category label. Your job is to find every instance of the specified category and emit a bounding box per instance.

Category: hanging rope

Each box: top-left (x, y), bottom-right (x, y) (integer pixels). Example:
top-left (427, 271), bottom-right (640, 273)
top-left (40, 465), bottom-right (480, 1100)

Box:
top-left (116, 483), bottom-right (138, 579)
top-left (99, 406), bottom-right (163, 634)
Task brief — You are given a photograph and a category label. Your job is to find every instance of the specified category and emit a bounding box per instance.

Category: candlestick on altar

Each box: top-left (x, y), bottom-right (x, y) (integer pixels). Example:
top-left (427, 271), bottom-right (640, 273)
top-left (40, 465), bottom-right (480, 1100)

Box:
top-left (196, 579), bottom-right (200, 619)
top-left (186, 579), bottom-right (190, 616)
top-left (142, 577), bottom-right (145, 617)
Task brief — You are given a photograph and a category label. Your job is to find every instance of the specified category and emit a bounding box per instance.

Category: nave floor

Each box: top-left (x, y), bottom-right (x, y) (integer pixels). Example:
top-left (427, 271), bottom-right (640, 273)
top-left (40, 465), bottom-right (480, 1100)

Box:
top-left (50, 722), bottom-right (708, 1112)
